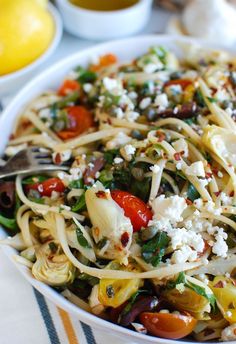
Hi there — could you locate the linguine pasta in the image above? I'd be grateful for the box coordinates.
[1,44,236,342]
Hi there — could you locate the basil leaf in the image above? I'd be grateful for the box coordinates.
[22,176,48,185]
[207,96,217,103]
[76,227,91,249]
[195,89,206,107]
[187,282,216,309]
[75,66,97,84]
[141,232,169,267]
[187,183,200,202]
[0,214,17,231]
[166,272,186,289]
[72,194,86,212]
[68,179,84,189]
[103,149,119,164]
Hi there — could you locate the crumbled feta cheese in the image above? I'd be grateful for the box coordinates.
[185,161,205,177]
[113,107,124,119]
[154,93,168,109]
[103,77,118,92]
[212,228,228,258]
[171,245,198,264]
[150,165,160,173]
[176,283,185,293]
[139,97,152,110]
[83,83,93,93]
[125,111,140,122]
[221,324,236,341]
[194,198,203,209]
[168,84,182,94]
[124,144,136,155]
[199,179,209,188]
[204,201,222,215]
[128,91,138,99]
[114,157,124,164]
[151,195,187,223]
[106,132,131,150]
[219,192,233,206]
[39,108,51,120]
[172,138,189,158]
[225,107,233,116]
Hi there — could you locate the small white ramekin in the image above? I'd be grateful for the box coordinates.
[55,0,153,40]
[0,3,62,97]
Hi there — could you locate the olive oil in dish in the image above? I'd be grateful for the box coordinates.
[69,0,139,11]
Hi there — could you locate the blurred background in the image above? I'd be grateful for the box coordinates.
[2,0,236,99]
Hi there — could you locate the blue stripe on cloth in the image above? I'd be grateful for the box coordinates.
[80,322,97,344]
[33,288,61,344]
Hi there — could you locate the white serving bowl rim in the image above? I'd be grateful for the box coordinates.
[0,34,235,344]
[0,3,62,84]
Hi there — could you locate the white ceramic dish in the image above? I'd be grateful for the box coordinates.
[0,35,235,344]
[55,0,153,40]
[0,3,62,97]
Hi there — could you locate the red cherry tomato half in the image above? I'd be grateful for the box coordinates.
[58,79,80,96]
[57,106,94,140]
[26,178,65,197]
[111,190,153,232]
[164,79,192,90]
[140,312,197,340]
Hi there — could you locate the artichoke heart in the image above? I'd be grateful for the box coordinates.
[32,241,76,286]
[202,125,236,167]
[85,182,133,264]
[164,276,213,320]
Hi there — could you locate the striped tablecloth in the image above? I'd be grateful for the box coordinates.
[0,250,131,344]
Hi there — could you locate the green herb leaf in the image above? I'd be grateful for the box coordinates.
[68,179,84,189]
[195,89,206,107]
[141,232,169,267]
[150,46,167,65]
[0,214,18,231]
[187,281,216,309]
[76,226,91,249]
[207,96,217,103]
[187,183,200,202]
[75,66,97,84]
[22,176,48,185]
[72,194,86,212]
[103,149,119,164]
[166,272,186,289]
[28,197,45,204]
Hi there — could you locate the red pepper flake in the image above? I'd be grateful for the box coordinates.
[107,118,112,125]
[230,191,235,197]
[174,152,181,161]
[180,150,185,156]
[121,232,130,247]
[54,153,62,165]
[212,167,219,175]
[186,198,193,205]
[96,190,107,199]
[210,87,218,96]
[206,172,213,178]
[156,131,166,142]
[213,280,225,288]
[214,191,221,197]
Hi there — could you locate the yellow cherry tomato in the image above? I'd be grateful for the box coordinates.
[209,276,236,324]
[98,261,142,308]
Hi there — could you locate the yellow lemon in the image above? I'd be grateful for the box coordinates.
[0,0,55,76]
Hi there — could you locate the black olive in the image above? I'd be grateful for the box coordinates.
[143,107,158,121]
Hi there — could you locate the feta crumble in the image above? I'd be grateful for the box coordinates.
[172,138,189,158]
[139,97,152,110]
[185,161,205,177]
[151,195,187,223]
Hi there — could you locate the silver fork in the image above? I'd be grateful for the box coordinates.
[0,147,69,179]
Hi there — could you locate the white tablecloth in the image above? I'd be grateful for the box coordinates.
[0,6,171,344]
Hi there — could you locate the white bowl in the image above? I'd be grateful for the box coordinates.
[0,3,62,97]
[55,0,153,40]
[0,35,235,344]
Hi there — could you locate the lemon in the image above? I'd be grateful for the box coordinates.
[0,0,55,76]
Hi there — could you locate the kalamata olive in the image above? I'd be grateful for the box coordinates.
[143,107,158,121]
[0,181,15,209]
[119,296,158,327]
[140,226,158,241]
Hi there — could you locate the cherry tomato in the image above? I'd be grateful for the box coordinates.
[140,312,197,339]
[164,79,192,90]
[57,106,94,140]
[58,79,80,96]
[26,178,65,197]
[90,54,117,71]
[111,190,153,232]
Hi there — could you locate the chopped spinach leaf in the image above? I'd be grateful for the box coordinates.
[187,183,200,202]
[22,176,48,185]
[207,96,217,103]
[68,179,84,189]
[72,194,86,212]
[141,232,169,267]
[75,226,91,249]
[0,214,18,231]
[75,66,97,84]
